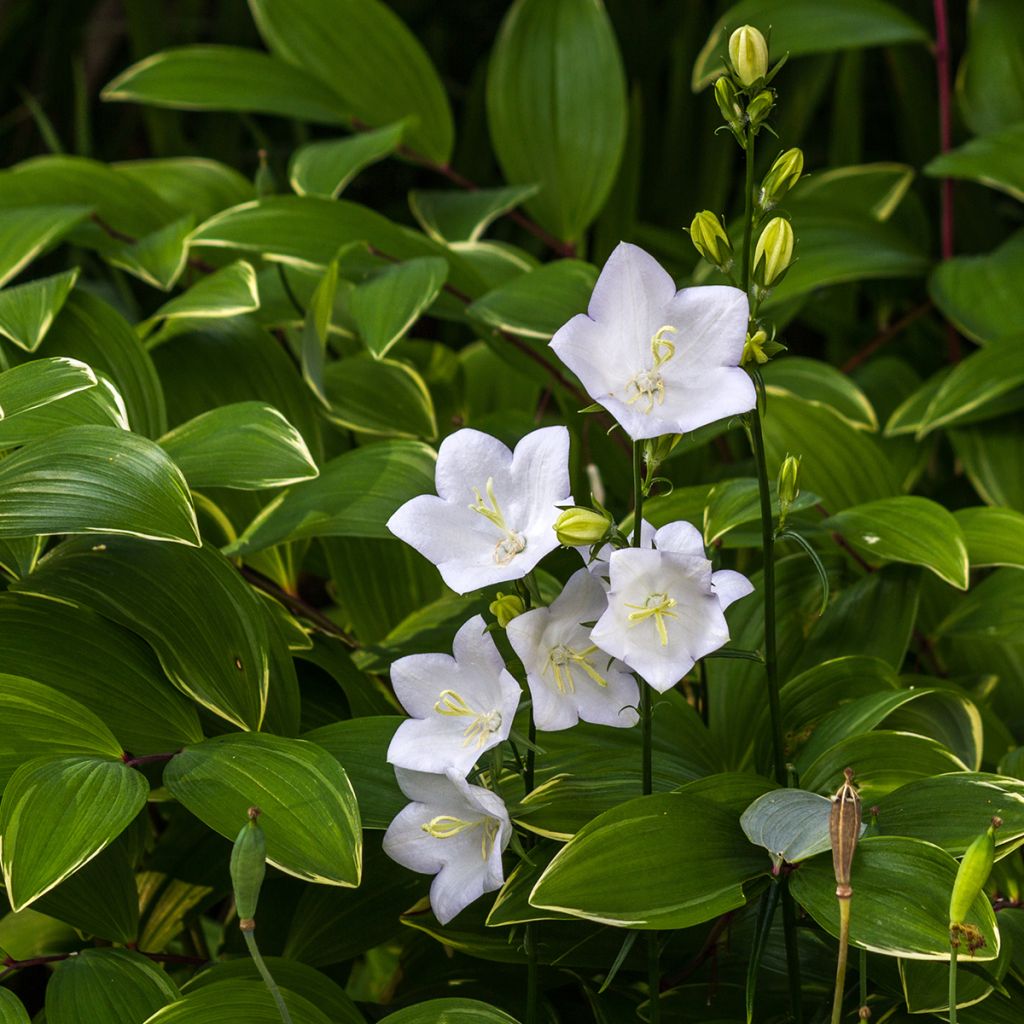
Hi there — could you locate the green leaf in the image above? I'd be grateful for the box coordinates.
[925,121,1024,202]
[410,185,541,244]
[46,948,179,1024]
[0,374,126,449]
[227,440,436,555]
[350,257,448,358]
[0,536,41,579]
[0,991,29,1024]
[159,401,318,490]
[703,477,818,546]
[0,268,78,351]
[951,421,1024,511]
[383,1000,522,1024]
[164,732,361,886]
[106,214,194,291]
[0,206,91,288]
[113,158,256,224]
[249,0,454,163]
[790,836,999,959]
[0,592,202,755]
[0,755,148,911]
[289,122,405,199]
[899,956,994,1014]
[142,980,332,1024]
[954,507,1024,569]
[763,357,877,430]
[935,568,1024,641]
[823,496,969,588]
[740,789,845,868]
[958,0,1024,135]
[15,537,269,731]
[529,792,765,929]
[789,162,916,222]
[322,355,436,439]
[102,45,348,124]
[0,355,98,431]
[467,259,596,339]
[930,229,1024,345]
[487,0,626,242]
[692,0,929,90]
[0,673,123,790]
[143,260,260,336]
[0,425,198,544]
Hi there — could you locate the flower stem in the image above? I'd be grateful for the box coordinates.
[741,130,756,290]
[831,897,852,1024]
[242,927,293,1024]
[949,940,959,1024]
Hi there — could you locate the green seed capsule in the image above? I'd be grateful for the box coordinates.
[231,807,267,926]
[949,817,1001,928]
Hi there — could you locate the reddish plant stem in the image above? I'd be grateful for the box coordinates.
[840,301,932,373]
[933,0,960,363]
[1,949,206,977]
[122,750,178,768]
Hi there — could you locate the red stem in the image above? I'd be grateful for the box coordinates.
[122,751,179,768]
[840,301,932,373]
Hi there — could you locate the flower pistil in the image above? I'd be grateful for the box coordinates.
[626,325,677,414]
[625,592,678,646]
[421,814,502,860]
[469,477,527,565]
[434,689,504,748]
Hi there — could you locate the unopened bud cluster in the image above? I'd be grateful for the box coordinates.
[554,506,613,547]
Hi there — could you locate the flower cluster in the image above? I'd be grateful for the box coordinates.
[382,241,754,924]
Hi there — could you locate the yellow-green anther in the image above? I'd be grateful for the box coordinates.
[729,25,769,86]
[554,507,612,547]
[689,211,734,271]
[489,591,525,628]
[626,592,678,647]
[830,768,861,899]
[949,817,1001,928]
[231,807,267,926]
[754,217,794,289]
[760,148,804,210]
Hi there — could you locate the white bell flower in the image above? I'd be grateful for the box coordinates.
[387,614,522,778]
[550,242,755,440]
[590,521,754,692]
[388,426,572,594]
[506,568,639,732]
[382,767,512,925]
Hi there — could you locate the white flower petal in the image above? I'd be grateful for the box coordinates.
[507,426,572,539]
[586,242,677,347]
[386,715,483,777]
[549,314,624,404]
[664,285,749,370]
[390,651,458,719]
[655,365,757,434]
[434,429,513,503]
[653,521,706,559]
[712,569,755,611]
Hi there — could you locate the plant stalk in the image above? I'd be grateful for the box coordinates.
[831,897,852,1024]
[242,927,293,1024]
[949,940,959,1024]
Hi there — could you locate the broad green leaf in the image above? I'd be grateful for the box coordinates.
[0,755,148,911]
[529,793,765,928]
[289,122,405,198]
[15,537,269,731]
[0,593,202,755]
[875,773,1024,856]
[958,0,1024,135]
[106,214,194,291]
[322,355,436,439]
[692,0,929,90]
[0,674,123,789]
[0,536,41,578]
[763,357,877,430]
[790,836,998,959]
[227,440,436,554]
[0,373,126,448]
[0,206,91,288]
[102,45,348,124]
[159,402,318,490]
[925,121,1024,202]
[164,732,361,886]
[249,0,454,163]
[823,496,969,588]
[410,185,541,244]
[0,991,29,1024]
[954,507,1024,568]
[703,477,818,546]
[740,789,846,868]
[39,290,166,437]
[930,229,1024,345]
[467,259,597,339]
[487,0,626,242]
[383,1000,521,1024]
[114,158,255,223]
[900,956,993,1014]
[0,355,97,428]
[789,162,916,222]
[142,980,332,1024]
[951,421,1024,511]
[0,425,198,544]
[935,568,1024,641]
[350,257,448,358]
[143,260,259,336]
[46,948,178,1024]
[0,268,78,351]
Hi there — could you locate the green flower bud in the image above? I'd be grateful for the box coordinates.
[230,807,266,928]
[745,89,775,129]
[689,211,733,272]
[554,507,612,547]
[489,591,525,628]
[714,77,745,134]
[742,329,769,367]
[754,217,794,289]
[760,148,804,210]
[777,454,801,507]
[729,25,769,86]
[949,817,1001,929]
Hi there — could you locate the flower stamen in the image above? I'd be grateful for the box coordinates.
[625,370,665,413]
[469,477,527,565]
[625,592,678,646]
[545,643,608,693]
[421,815,501,860]
[434,689,504,748]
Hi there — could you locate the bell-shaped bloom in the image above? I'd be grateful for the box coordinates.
[550,243,755,440]
[387,615,522,778]
[388,426,572,594]
[579,518,656,579]
[591,520,753,692]
[507,568,639,732]
[383,767,512,925]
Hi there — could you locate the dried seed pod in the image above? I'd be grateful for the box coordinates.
[830,767,861,899]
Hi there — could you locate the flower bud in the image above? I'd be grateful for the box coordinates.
[742,329,769,367]
[714,77,745,134]
[745,89,774,129]
[754,217,794,289]
[689,211,733,272]
[729,25,769,86]
[554,507,612,547]
[777,454,801,507]
[760,148,804,210]
[230,807,266,927]
[949,817,1001,928]
[829,768,861,899]
[489,592,525,628]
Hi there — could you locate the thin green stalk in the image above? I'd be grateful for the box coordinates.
[859,948,868,1014]
[831,898,851,1024]
[949,941,959,1024]
[524,699,538,1024]
[242,928,293,1024]
[741,129,756,289]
